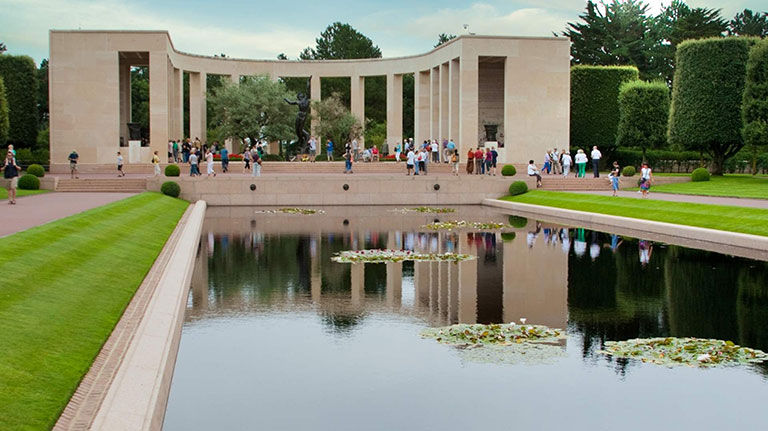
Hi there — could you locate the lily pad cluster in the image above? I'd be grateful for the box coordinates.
[422,323,565,346]
[331,249,475,264]
[390,207,456,214]
[600,337,768,367]
[422,220,510,231]
[255,207,325,215]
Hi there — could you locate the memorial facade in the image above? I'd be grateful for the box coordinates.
[49,30,569,169]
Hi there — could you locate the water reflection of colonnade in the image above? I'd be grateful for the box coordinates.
[190,227,567,330]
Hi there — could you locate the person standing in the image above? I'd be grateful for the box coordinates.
[220,145,229,173]
[172,140,180,162]
[418,148,427,175]
[527,159,542,188]
[609,161,620,196]
[406,147,415,175]
[466,148,475,174]
[574,149,587,178]
[243,147,251,173]
[181,139,190,163]
[561,151,572,177]
[251,149,262,177]
[343,150,354,174]
[431,140,439,163]
[490,146,498,176]
[640,162,652,198]
[543,151,551,174]
[152,151,161,176]
[205,149,216,178]
[189,149,200,176]
[474,148,483,175]
[68,149,79,179]
[484,148,492,176]
[590,146,602,178]
[451,149,460,176]
[167,140,174,162]
[394,142,401,162]
[551,148,561,175]
[308,136,317,163]
[326,139,334,161]
[3,151,20,205]
[117,151,125,177]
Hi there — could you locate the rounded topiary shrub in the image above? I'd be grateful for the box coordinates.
[508,180,528,196]
[160,181,181,198]
[26,164,45,177]
[501,164,517,176]
[622,166,636,177]
[691,167,710,182]
[508,215,528,228]
[165,164,180,176]
[18,173,40,190]
[500,232,516,242]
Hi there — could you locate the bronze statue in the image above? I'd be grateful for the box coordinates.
[284,76,311,153]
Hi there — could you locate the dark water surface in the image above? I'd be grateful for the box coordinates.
[164,206,768,430]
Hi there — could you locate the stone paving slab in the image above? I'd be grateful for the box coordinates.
[0,192,137,237]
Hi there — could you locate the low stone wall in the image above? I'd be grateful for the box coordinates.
[147,175,513,206]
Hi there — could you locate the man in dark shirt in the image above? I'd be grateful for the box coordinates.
[68,150,79,179]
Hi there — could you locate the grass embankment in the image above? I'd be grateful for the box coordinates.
[501,190,768,237]
[0,192,188,430]
[0,188,49,199]
[630,175,768,199]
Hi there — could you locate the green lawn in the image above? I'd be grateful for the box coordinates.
[0,192,188,431]
[639,175,768,199]
[501,190,768,237]
[0,188,50,199]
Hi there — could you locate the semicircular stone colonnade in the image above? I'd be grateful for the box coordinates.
[49,30,570,170]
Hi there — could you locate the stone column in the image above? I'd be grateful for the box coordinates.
[189,71,207,144]
[459,53,479,156]
[350,75,365,147]
[172,68,183,140]
[414,70,430,146]
[414,261,430,308]
[449,58,460,145]
[440,63,449,144]
[149,52,170,161]
[430,67,440,142]
[192,233,209,309]
[310,235,322,304]
[310,75,321,137]
[386,73,403,152]
[118,62,131,146]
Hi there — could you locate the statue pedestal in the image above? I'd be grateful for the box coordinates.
[128,140,142,163]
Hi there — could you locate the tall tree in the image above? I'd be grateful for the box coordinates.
[0,55,38,148]
[312,92,362,157]
[130,66,149,139]
[616,80,670,161]
[742,40,768,174]
[435,33,457,48]
[0,77,9,147]
[728,9,768,37]
[657,0,726,47]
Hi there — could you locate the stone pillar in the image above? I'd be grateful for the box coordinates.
[310,75,321,137]
[149,52,170,161]
[118,62,131,147]
[448,254,459,324]
[192,233,209,309]
[189,71,207,144]
[414,70,430,147]
[386,73,403,153]
[310,236,322,304]
[430,67,440,143]
[173,68,183,140]
[449,58,460,146]
[440,63,449,144]
[459,53,479,155]
[350,75,365,147]
[414,261,430,308]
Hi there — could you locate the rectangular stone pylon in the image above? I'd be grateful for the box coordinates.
[430,67,440,142]
[173,68,183,140]
[449,58,460,146]
[310,75,321,138]
[189,72,207,144]
[440,63,449,144]
[459,53,479,156]
[149,52,170,161]
[386,73,403,153]
[350,75,365,146]
[414,71,430,147]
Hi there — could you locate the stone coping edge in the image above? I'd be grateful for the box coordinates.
[90,200,207,431]
[483,199,768,254]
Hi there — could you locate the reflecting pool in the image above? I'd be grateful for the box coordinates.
[164,206,768,430]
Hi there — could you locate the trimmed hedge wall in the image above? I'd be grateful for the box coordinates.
[0,55,38,148]
[616,80,669,156]
[742,40,768,156]
[571,65,639,150]
[669,37,760,174]
[0,77,8,147]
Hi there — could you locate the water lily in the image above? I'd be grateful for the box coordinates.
[520,318,527,324]
[697,354,711,362]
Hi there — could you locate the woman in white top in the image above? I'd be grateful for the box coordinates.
[640,162,652,198]
[406,149,415,175]
[205,150,216,177]
[527,159,542,188]
[561,151,572,177]
[574,149,588,178]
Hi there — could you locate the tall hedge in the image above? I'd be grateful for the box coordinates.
[742,40,768,165]
[0,55,38,148]
[616,80,670,161]
[0,76,9,147]
[570,65,639,151]
[668,37,759,175]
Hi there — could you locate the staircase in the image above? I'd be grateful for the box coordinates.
[56,178,148,192]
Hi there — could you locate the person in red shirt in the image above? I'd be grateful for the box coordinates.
[466,148,475,174]
[474,148,483,175]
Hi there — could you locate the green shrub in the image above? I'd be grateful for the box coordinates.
[501,164,516,176]
[164,164,180,176]
[571,65,639,151]
[508,215,528,228]
[612,149,707,172]
[261,153,284,161]
[508,181,528,196]
[622,166,636,177]
[669,37,760,174]
[742,40,768,160]
[691,167,711,182]
[160,181,181,198]
[0,55,38,148]
[616,80,670,158]
[17,173,39,190]
[500,232,516,242]
[26,163,44,177]
[0,76,8,147]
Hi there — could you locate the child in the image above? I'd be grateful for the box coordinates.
[639,162,652,198]
[117,151,125,177]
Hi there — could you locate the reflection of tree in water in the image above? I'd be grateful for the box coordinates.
[320,311,365,334]
[736,262,768,353]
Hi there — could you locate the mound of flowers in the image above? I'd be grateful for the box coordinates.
[422,322,565,346]
[255,207,325,215]
[332,249,475,264]
[422,220,510,231]
[600,337,768,367]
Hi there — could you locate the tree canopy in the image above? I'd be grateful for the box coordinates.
[0,77,9,147]
[435,33,457,48]
[728,9,768,37]
[742,40,768,173]
[312,92,362,156]
[299,22,381,60]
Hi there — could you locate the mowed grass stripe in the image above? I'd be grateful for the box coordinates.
[501,190,768,237]
[644,175,768,199]
[0,192,188,431]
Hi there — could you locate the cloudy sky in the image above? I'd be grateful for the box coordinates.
[1,0,764,63]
